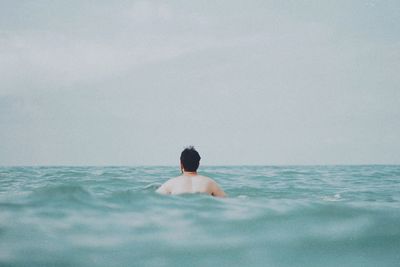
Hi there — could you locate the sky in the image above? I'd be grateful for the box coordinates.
[0,0,399,166]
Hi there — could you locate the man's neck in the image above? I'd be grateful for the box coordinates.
[183,171,197,176]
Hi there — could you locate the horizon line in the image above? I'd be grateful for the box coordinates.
[1,164,399,167]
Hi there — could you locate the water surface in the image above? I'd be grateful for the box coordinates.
[0,166,399,266]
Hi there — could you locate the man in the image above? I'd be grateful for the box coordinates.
[156,147,226,197]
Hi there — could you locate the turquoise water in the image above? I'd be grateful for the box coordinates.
[0,165,399,267]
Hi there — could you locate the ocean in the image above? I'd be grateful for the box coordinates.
[0,165,399,267]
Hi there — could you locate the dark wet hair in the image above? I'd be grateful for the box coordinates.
[180,146,201,172]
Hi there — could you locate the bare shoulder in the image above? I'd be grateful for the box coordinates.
[164,176,185,186]
[195,175,226,196]
[156,176,181,194]
[197,175,218,184]
[198,175,226,197]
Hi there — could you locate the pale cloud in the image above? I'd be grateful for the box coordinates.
[0,32,220,95]
[0,1,399,165]
[128,1,173,22]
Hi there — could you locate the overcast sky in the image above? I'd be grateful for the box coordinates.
[1,0,399,165]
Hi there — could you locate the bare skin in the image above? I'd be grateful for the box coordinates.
[156,169,226,197]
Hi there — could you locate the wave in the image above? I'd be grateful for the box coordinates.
[28,185,94,207]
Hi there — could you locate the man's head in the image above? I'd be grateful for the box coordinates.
[180,146,201,172]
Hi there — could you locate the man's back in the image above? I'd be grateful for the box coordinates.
[156,174,226,197]
[156,146,226,197]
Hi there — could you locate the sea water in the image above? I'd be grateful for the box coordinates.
[0,165,399,267]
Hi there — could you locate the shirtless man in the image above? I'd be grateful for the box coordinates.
[156,147,226,197]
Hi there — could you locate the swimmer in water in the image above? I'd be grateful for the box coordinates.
[156,146,226,197]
